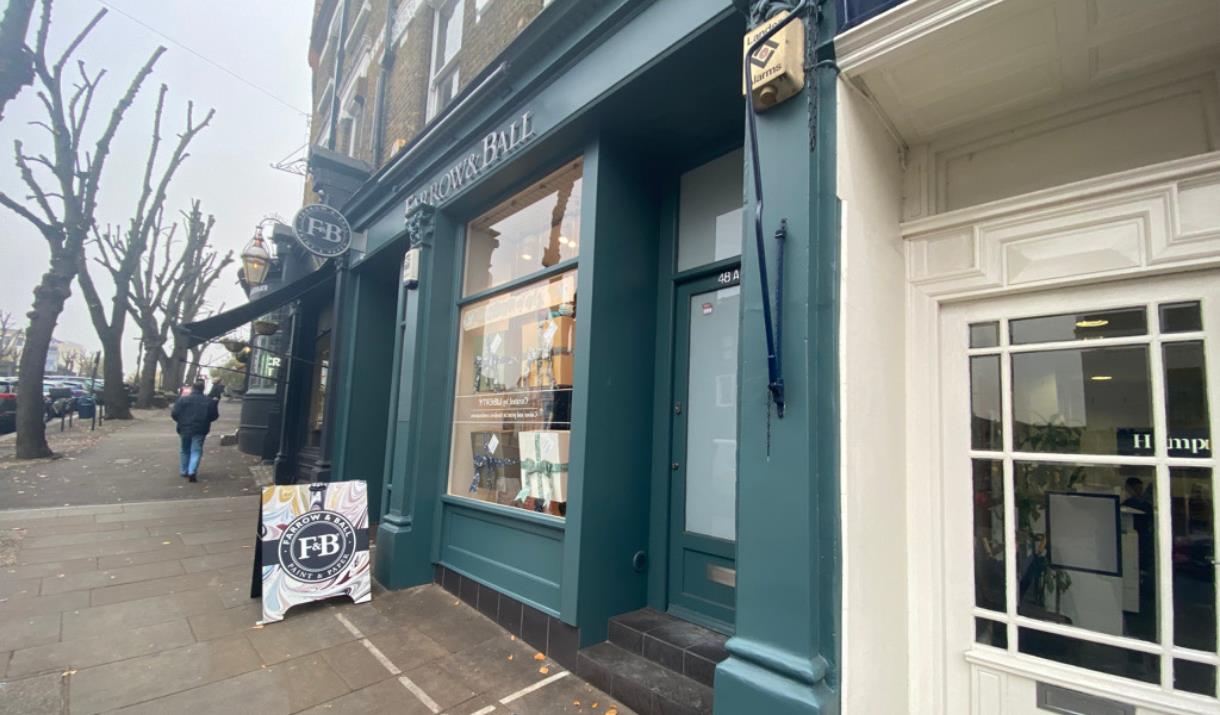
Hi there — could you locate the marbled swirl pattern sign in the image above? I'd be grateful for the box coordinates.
[259,482,371,623]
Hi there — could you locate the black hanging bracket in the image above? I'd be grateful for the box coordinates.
[744,0,808,418]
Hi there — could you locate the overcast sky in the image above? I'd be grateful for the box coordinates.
[0,0,313,375]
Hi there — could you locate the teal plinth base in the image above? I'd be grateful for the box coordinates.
[373,519,428,589]
[714,655,838,715]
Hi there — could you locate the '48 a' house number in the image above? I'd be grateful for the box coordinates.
[718,268,741,286]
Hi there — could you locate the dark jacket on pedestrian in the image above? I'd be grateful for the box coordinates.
[208,382,224,401]
[171,391,219,436]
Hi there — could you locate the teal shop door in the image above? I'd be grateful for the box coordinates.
[668,269,739,631]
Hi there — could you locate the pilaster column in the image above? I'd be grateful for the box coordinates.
[715,2,840,713]
[374,204,448,588]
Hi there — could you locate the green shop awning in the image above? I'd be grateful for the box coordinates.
[178,260,336,348]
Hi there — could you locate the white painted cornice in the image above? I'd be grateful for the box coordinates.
[836,0,1010,75]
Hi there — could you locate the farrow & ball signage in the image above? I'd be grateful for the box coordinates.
[255,481,371,623]
[292,203,353,257]
[403,110,536,214]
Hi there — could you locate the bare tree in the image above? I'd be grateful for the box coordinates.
[0,0,36,121]
[128,199,232,404]
[0,310,19,372]
[0,1,164,458]
[77,85,214,419]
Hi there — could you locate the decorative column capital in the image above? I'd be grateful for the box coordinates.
[405,203,436,248]
[749,0,801,27]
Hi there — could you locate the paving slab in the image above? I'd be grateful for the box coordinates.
[317,639,392,691]
[295,676,429,715]
[21,527,150,550]
[17,535,187,565]
[87,569,218,606]
[0,590,89,618]
[6,618,194,678]
[0,671,65,715]
[40,558,184,595]
[180,548,252,574]
[66,635,262,714]
[61,588,225,641]
[95,544,205,569]
[0,576,40,598]
[202,537,254,554]
[186,601,262,641]
[110,652,350,715]
[399,657,479,711]
[1,557,98,581]
[244,604,359,664]
[0,612,61,651]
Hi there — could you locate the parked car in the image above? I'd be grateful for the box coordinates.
[0,383,15,434]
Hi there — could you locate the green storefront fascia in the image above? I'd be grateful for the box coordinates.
[327,1,843,713]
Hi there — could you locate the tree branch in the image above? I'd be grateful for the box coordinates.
[51,7,105,78]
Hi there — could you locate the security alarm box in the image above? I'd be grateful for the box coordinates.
[743,11,805,111]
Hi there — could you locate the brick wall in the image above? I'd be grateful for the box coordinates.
[307,0,547,176]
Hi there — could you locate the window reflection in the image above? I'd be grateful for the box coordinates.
[1011,346,1152,455]
[1171,467,1215,652]
[973,459,1006,612]
[1018,628,1159,684]
[1164,342,1211,458]
[970,321,999,349]
[464,160,582,296]
[1175,659,1216,697]
[1014,462,1158,642]
[975,617,1007,648]
[971,355,1002,450]
[1010,307,1146,345]
[1160,301,1203,334]
[449,270,576,516]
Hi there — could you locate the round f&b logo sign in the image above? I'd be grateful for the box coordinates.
[292,204,352,257]
[277,511,357,582]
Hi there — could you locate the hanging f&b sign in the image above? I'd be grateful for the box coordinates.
[292,203,352,257]
[253,481,371,623]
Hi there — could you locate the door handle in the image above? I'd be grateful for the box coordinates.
[672,462,680,471]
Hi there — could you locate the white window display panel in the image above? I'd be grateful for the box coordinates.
[677,148,744,271]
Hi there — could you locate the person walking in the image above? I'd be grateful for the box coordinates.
[171,379,218,483]
[207,379,224,401]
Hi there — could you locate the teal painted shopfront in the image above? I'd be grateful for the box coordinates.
[325,2,842,712]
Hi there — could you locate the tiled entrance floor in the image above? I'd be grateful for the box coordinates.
[0,496,631,715]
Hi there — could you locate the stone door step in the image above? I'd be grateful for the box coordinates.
[577,641,713,715]
[607,608,729,687]
[575,608,730,714]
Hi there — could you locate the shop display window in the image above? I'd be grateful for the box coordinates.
[967,300,1217,697]
[447,161,582,517]
[463,159,581,296]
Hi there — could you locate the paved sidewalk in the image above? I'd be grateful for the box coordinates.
[0,406,260,509]
[0,496,629,715]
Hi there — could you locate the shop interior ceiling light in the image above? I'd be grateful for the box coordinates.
[1075,319,1110,328]
[1090,375,1113,381]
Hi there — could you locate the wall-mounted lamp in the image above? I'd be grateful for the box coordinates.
[241,231,273,286]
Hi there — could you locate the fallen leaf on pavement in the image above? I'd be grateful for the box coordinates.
[539,666,549,674]
[533,652,545,661]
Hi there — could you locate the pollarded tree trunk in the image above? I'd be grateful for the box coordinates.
[136,338,159,406]
[98,331,129,419]
[166,342,188,393]
[15,254,75,458]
